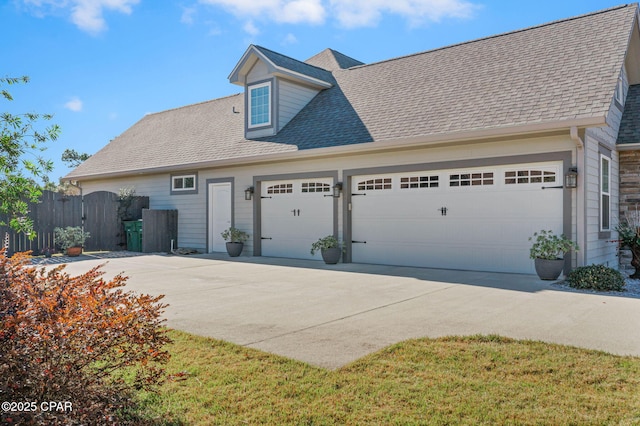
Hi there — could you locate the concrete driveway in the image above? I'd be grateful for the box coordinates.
[54,253,640,369]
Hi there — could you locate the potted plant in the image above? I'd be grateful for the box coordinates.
[221,227,249,257]
[42,247,54,258]
[310,235,342,264]
[529,230,579,280]
[54,226,90,257]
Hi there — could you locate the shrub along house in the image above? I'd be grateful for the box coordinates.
[66,4,640,275]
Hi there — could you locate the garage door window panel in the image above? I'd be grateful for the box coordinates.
[358,178,392,191]
[400,175,439,189]
[267,184,293,194]
[301,182,331,193]
[449,172,494,187]
[505,169,556,185]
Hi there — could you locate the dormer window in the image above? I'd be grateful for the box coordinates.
[248,81,271,128]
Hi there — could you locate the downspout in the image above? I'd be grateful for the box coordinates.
[570,126,586,267]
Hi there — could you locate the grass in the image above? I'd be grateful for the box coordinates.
[131,330,640,425]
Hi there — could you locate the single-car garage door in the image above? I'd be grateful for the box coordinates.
[350,162,564,274]
[261,178,334,260]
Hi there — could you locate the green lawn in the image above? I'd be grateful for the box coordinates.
[132,330,640,425]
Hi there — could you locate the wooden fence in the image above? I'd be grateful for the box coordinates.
[142,209,178,253]
[1,190,149,255]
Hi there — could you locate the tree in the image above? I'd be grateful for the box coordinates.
[0,76,59,237]
[61,148,90,167]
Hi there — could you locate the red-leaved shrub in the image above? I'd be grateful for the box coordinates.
[0,251,171,425]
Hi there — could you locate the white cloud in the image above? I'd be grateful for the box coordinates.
[22,0,140,34]
[243,20,260,35]
[199,0,326,25]
[282,33,298,45]
[199,0,477,30]
[64,96,83,112]
[180,6,197,25]
[330,0,478,28]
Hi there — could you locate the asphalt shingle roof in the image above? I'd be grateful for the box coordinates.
[304,48,364,71]
[69,94,298,177]
[67,4,638,180]
[253,45,335,84]
[618,84,640,144]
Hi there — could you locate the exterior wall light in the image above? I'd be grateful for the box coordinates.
[244,186,254,200]
[333,182,343,198]
[564,167,578,189]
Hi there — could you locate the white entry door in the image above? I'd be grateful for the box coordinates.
[351,162,564,274]
[208,182,232,252]
[261,178,334,260]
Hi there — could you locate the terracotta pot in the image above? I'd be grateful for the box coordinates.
[66,246,83,257]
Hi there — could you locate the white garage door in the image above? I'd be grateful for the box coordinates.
[261,178,334,260]
[351,162,564,274]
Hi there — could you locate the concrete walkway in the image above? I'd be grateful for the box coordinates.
[54,253,640,369]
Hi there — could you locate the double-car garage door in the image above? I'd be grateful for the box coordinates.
[260,161,564,274]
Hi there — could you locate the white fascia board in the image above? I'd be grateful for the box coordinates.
[228,45,259,84]
[271,70,332,89]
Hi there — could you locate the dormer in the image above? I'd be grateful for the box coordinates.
[229,45,334,138]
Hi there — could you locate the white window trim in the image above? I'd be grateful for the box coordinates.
[248,81,272,129]
[600,154,611,232]
[172,174,197,192]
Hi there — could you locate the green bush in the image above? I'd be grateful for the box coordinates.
[566,264,626,292]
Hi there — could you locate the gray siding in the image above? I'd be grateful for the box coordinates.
[582,66,627,267]
[278,79,319,130]
[81,135,577,263]
[80,175,206,251]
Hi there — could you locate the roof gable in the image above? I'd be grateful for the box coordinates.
[304,48,364,71]
[229,45,333,89]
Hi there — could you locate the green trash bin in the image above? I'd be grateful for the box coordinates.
[123,220,143,252]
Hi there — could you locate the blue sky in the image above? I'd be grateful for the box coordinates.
[1,0,630,181]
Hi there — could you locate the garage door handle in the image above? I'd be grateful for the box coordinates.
[261,237,273,240]
[352,193,366,196]
[352,240,367,244]
[542,185,564,189]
